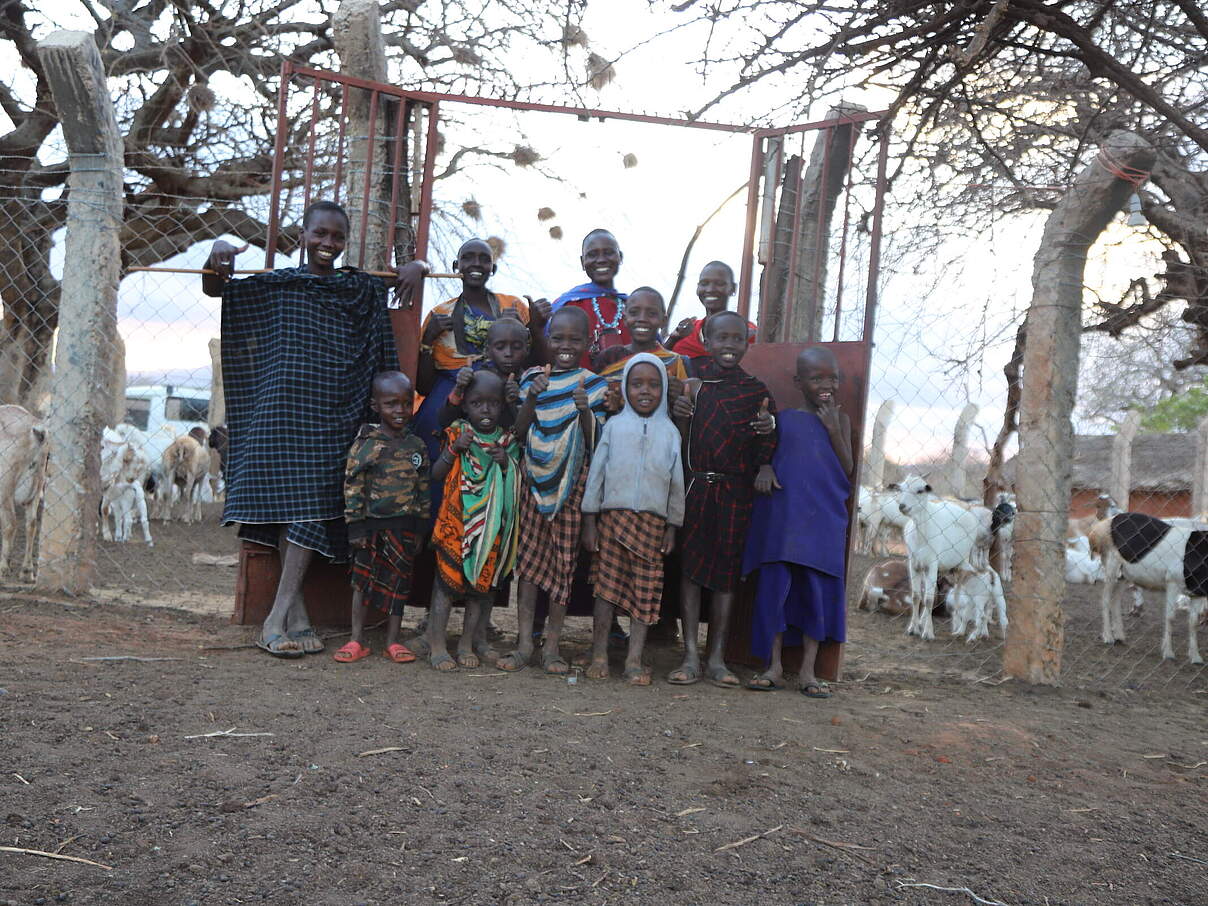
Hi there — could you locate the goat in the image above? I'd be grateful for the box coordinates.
[858,486,911,555]
[101,482,142,543]
[858,559,913,615]
[0,405,48,579]
[894,475,1003,641]
[157,435,210,523]
[859,558,952,617]
[1094,512,1204,664]
[1065,535,1104,584]
[100,428,153,545]
[992,492,1016,582]
[948,565,1008,643]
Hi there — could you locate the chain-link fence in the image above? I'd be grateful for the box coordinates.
[2,111,1205,697]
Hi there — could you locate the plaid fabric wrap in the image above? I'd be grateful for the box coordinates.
[350,528,421,616]
[221,267,395,527]
[679,361,777,592]
[589,509,666,624]
[516,462,587,609]
[239,519,349,562]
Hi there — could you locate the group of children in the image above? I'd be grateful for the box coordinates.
[330,223,853,697]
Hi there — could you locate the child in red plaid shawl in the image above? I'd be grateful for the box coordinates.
[334,372,430,664]
[581,353,685,684]
[670,311,777,688]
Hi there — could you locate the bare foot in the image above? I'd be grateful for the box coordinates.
[585,658,610,680]
[457,651,480,668]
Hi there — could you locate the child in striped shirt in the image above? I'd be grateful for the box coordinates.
[497,306,607,674]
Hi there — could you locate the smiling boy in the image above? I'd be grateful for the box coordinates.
[670,311,777,688]
[205,200,399,658]
[334,371,430,664]
[498,306,609,673]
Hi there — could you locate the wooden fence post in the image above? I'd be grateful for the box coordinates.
[1191,415,1208,516]
[207,337,225,429]
[862,399,894,489]
[1108,411,1141,510]
[34,31,123,594]
[1004,131,1155,685]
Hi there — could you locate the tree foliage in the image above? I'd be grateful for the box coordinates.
[676,1,1208,371]
[0,0,595,405]
[1140,380,1208,433]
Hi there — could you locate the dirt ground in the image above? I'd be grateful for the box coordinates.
[3,513,1208,905]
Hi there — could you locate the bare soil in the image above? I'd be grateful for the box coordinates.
[2,516,1207,905]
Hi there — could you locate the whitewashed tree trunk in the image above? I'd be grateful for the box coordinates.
[34,31,124,594]
[1005,131,1155,685]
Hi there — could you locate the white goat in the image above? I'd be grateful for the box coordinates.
[858,486,911,555]
[0,405,48,579]
[1064,535,1104,584]
[100,428,153,545]
[894,475,1001,641]
[1093,512,1204,664]
[949,566,1008,643]
[101,482,142,543]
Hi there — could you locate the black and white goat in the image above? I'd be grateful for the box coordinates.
[1093,512,1204,664]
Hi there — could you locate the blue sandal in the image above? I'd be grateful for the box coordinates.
[256,633,304,659]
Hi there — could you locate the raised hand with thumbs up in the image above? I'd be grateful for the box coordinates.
[750,396,776,435]
[572,373,591,414]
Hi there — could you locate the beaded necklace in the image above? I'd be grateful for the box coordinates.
[590,295,623,332]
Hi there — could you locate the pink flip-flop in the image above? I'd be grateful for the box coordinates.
[384,643,417,664]
[333,640,372,663]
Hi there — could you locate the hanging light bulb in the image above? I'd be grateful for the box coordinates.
[1126,192,1147,227]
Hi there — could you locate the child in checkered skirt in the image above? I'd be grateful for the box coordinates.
[580,352,685,684]
[496,306,608,674]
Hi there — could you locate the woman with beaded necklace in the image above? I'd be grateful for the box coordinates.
[549,229,631,367]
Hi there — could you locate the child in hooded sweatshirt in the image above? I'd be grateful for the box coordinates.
[581,353,685,684]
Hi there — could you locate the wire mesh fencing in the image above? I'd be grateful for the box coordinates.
[1,144,1205,698]
[846,381,1208,695]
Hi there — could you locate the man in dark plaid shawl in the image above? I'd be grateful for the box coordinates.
[205,201,403,658]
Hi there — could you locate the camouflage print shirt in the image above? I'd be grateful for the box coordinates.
[344,425,430,538]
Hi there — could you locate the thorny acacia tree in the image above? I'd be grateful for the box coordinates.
[0,0,597,408]
[675,1,1208,404]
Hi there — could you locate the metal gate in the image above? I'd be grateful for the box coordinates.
[238,63,891,643]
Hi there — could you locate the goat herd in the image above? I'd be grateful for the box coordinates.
[0,399,1203,670]
[0,403,222,579]
[856,478,1205,666]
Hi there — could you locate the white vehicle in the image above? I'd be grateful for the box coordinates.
[124,385,210,437]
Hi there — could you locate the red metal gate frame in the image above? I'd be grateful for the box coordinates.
[241,65,892,665]
[265,62,888,374]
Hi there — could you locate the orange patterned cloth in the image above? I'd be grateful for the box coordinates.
[432,423,520,596]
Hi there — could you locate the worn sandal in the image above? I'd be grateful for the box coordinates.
[333,640,372,663]
[801,682,831,699]
[384,643,417,664]
[257,633,304,659]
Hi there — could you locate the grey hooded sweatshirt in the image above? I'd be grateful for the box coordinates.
[581,352,686,525]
